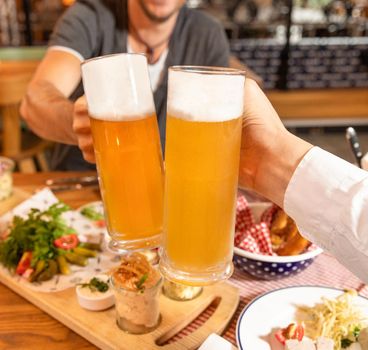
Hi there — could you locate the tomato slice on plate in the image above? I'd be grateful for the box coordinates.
[275,323,304,344]
[294,324,304,341]
[95,219,106,228]
[275,329,287,345]
[16,251,32,275]
[54,234,79,250]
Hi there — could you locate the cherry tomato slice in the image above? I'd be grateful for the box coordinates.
[275,329,286,345]
[16,251,32,275]
[275,323,304,344]
[95,220,106,228]
[294,324,304,341]
[54,234,79,250]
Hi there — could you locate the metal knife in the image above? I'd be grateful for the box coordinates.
[46,175,98,186]
[50,180,99,192]
[346,127,363,168]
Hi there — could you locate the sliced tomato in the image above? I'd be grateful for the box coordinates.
[54,234,79,250]
[275,323,304,344]
[15,251,32,275]
[95,220,106,228]
[275,329,287,345]
[294,324,304,341]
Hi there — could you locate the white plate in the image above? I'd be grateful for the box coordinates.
[236,286,368,350]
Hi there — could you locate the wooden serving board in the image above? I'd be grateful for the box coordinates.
[0,187,239,348]
[0,269,239,350]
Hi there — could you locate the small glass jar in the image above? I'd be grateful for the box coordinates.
[162,279,203,301]
[0,157,14,201]
[110,273,162,334]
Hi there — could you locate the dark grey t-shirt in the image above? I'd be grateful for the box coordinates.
[49,0,230,170]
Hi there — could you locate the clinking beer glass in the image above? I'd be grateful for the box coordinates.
[81,54,164,252]
[159,66,245,285]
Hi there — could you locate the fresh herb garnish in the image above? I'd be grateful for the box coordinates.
[341,325,361,348]
[80,207,104,221]
[353,326,361,339]
[341,338,354,348]
[0,203,70,270]
[79,277,109,293]
[135,273,148,291]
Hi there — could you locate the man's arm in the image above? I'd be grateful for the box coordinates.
[20,49,82,144]
[240,79,368,282]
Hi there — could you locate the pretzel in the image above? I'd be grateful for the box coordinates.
[276,233,310,256]
[270,208,311,256]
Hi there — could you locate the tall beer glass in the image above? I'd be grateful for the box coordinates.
[160,66,245,285]
[81,54,164,252]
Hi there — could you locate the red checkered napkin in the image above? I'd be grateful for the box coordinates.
[234,196,276,256]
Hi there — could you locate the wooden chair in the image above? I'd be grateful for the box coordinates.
[0,47,52,173]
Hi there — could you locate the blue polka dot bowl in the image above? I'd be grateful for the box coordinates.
[233,202,323,280]
[233,247,323,280]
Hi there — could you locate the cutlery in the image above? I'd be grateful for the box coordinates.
[50,181,99,192]
[46,175,98,186]
[346,127,363,168]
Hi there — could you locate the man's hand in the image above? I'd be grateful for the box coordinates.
[72,96,96,163]
[239,79,312,207]
[239,79,286,190]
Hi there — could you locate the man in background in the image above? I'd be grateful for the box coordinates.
[21,0,260,169]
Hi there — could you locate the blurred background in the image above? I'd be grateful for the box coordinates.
[0,0,367,171]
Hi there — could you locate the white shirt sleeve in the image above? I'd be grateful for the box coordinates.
[284,147,368,283]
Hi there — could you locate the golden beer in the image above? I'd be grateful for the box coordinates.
[160,66,245,285]
[82,53,164,252]
[90,114,164,247]
[164,115,242,269]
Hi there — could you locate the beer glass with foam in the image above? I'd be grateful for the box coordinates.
[160,66,245,285]
[81,54,164,252]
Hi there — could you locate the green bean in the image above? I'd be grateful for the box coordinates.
[78,242,102,252]
[37,260,57,281]
[29,260,46,282]
[65,252,88,266]
[56,255,70,275]
[73,247,97,258]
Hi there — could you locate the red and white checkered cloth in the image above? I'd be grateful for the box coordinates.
[234,196,278,256]
[234,196,318,256]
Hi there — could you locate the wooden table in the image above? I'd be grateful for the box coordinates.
[1,172,368,349]
[0,171,99,350]
[0,172,239,350]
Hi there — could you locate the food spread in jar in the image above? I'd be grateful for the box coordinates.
[111,253,162,334]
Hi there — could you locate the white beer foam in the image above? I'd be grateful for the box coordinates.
[81,54,155,121]
[168,69,245,122]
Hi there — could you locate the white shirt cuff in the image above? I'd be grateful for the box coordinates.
[284,146,367,243]
[284,147,368,282]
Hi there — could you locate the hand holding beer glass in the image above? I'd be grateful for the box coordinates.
[81,54,164,252]
[160,66,245,285]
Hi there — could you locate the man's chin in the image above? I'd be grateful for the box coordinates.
[138,0,182,23]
